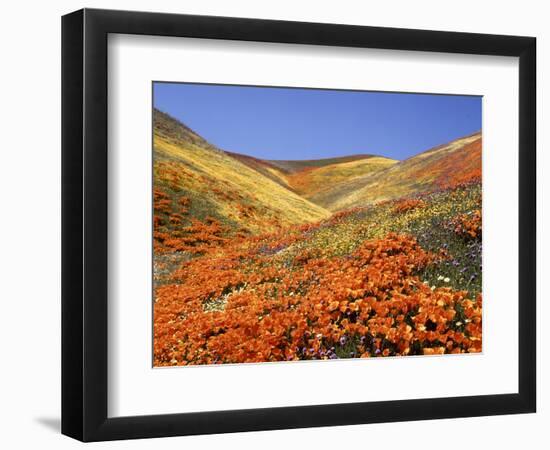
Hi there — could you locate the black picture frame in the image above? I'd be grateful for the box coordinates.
[62,8,536,442]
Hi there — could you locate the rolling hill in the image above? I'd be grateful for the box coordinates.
[224,151,291,190]
[284,155,398,199]
[225,151,398,200]
[309,133,482,210]
[223,133,480,211]
[153,109,331,247]
[267,154,376,173]
[153,107,481,241]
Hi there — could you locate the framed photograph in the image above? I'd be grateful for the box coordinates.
[62,8,536,442]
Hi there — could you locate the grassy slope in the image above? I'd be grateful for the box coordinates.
[225,153,398,201]
[314,133,481,211]
[267,154,375,173]
[153,109,330,236]
[287,156,398,199]
[224,151,291,190]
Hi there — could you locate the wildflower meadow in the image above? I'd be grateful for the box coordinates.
[152,106,482,367]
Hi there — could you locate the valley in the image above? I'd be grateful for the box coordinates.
[152,108,482,366]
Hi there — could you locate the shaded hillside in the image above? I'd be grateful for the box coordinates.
[312,133,481,211]
[224,151,290,190]
[153,109,330,251]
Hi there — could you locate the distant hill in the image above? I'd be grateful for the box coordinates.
[224,133,481,212]
[153,109,330,239]
[285,155,398,200]
[154,108,481,233]
[225,151,397,199]
[313,133,481,211]
[266,154,376,173]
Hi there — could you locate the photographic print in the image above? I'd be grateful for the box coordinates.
[152,83,482,367]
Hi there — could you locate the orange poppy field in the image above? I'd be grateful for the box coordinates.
[152,108,482,366]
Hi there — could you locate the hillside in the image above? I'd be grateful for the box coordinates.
[152,111,483,366]
[153,109,481,250]
[267,154,376,173]
[155,180,482,365]
[224,151,291,190]
[224,152,398,199]
[285,155,398,199]
[153,109,330,254]
[223,133,480,211]
[311,133,481,210]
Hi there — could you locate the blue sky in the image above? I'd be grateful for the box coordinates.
[153,82,481,161]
